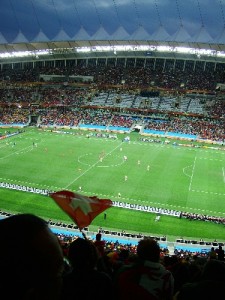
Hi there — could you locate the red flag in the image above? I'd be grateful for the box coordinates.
[50,190,113,230]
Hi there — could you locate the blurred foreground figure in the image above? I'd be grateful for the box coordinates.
[175,259,225,299]
[0,213,64,300]
[61,237,114,300]
[115,237,174,299]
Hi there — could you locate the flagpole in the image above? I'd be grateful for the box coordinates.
[80,228,87,240]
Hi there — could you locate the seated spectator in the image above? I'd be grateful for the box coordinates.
[175,259,225,299]
[61,237,114,300]
[114,237,174,299]
[208,246,217,260]
[216,245,225,261]
[93,232,113,275]
[94,232,105,257]
[0,213,65,300]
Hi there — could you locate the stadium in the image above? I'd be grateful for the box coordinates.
[0,0,225,257]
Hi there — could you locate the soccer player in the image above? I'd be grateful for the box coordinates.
[124,175,128,181]
[99,150,105,162]
[147,165,150,171]
[118,192,121,198]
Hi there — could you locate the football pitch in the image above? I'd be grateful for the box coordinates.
[0,127,225,242]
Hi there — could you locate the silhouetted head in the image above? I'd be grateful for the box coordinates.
[137,238,160,262]
[202,259,225,282]
[0,213,64,299]
[68,237,98,270]
[96,233,102,241]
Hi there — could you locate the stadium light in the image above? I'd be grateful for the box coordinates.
[0,44,225,59]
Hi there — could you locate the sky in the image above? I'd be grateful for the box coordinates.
[0,0,225,44]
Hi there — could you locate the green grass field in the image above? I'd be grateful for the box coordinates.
[0,127,225,242]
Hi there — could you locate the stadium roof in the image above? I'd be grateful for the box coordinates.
[1,0,225,61]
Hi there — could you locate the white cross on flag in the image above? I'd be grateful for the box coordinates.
[50,190,113,230]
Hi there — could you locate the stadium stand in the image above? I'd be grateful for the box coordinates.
[1,1,225,297]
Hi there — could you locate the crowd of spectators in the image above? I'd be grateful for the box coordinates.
[45,220,225,299]
[143,115,225,142]
[0,65,224,143]
[180,212,225,225]
[1,213,225,299]
[0,61,225,91]
[0,108,29,125]
[1,105,224,142]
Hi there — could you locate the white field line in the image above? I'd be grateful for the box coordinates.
[223,167,225,183]
[189,156,197,191]
[1,176,225,215]
[0,145,33,159]
[183,165,192,177]
[189,159,225,194]
[64,142,123,189]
